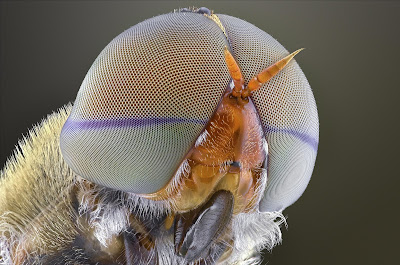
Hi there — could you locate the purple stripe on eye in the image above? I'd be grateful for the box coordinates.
[63,117,207,130]
[62,118,318,151]
[264,125,319,151]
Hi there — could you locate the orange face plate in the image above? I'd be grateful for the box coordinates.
[143,83,267,214]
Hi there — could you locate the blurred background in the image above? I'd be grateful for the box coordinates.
[1,1,399,264]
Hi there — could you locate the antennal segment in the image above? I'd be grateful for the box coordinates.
[224,47,244,98]
[243,48,304,98]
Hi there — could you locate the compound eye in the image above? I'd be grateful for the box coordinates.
[60,12,229,194]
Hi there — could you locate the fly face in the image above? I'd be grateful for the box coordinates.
[1,7,318,265]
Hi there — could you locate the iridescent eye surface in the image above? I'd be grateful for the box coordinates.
[60,11,318,212]
[60,13,231,194]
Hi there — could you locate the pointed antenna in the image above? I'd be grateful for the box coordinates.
[224,47,244,97]
[243,48,304,97]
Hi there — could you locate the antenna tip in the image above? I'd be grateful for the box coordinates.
[290,48,305,57]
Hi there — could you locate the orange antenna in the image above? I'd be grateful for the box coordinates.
[224,47,244,97]
[243,48,304,98]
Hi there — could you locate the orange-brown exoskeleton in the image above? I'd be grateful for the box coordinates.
[0,7,318,265]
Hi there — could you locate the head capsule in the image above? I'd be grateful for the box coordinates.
[60,11,319,213]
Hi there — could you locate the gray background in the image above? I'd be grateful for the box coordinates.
[1,1,399,264]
